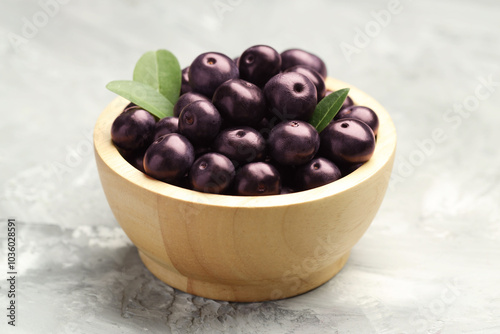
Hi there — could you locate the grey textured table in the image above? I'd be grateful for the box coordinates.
[1,0,499,333]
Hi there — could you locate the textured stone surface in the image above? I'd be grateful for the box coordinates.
[1,0,499,333]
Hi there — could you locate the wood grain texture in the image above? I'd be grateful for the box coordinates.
[94,78,397,302]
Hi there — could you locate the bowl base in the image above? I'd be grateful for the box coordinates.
[138,250,350,302]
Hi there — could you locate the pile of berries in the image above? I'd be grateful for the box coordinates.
[111,45,378,196]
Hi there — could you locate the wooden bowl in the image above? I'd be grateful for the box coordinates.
[94,77,396,302]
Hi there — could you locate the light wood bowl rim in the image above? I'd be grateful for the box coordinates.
[94,77,396,208]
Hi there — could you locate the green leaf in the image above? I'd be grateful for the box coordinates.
[309,88,350,132]
[106,80,174,119]
[133,49,181,105]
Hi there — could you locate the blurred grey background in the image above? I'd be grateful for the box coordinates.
[1,0,499,333]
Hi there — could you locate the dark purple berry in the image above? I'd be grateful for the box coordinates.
[238,45,281,87]
[153,117,178,141]
[268,120,319,165]
[335,106,379,135]
[255,117,274,140]
[188,52,239,98]
[173,92,210,117]
[294,157,342,191]
[143,133,195,182]
[181,67,192,95]
[284,65,326,101]
[111,108,155,151]
[119,148,146,174]
[280,49,327,78]
[341,162,364,176]
[179,100,222,145]
[212,79,266,126]
[213,127,266,164]
[320,119,375,165]
[234,162,281,196]
[342,95,354,109]
[264,72,317,121]
[189,153,235,194]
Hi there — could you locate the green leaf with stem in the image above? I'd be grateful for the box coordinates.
[309,88,350,132]
[106,80,174,119]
